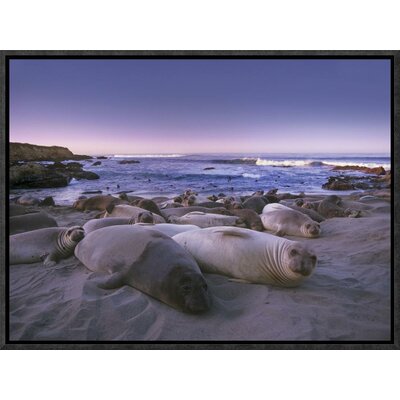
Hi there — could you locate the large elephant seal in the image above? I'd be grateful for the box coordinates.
[83,217,136,234]
[73,195,126,212]
[10,226,85,266]
[136,223,200,237]
[75,226,211,313]
[285,204,325,223]
[161,206,232,221]
[230,209,264,231]
[104,204,166,223]
[10,211,58,235]
[169,211,245,228]
[173,226,317,287]
[261,203,321,238]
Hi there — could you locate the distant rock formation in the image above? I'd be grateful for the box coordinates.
[118,159,140,164]
[331,165,386,175]
[10,142,92,163]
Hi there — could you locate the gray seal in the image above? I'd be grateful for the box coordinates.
[74,225,211,313]
[10,226,85,266]
[10,211,58,235]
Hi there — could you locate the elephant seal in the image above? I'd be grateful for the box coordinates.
[317,195,347,218]
[73,195,126,212]
[16,194,41,206]
[230,209,264,231]
[196,201,225,209]
[10,226,85,266]
[169,211,245,228]
[10,211,58,235]
[136,223,201,237]
[242,196,268,214]
[261,203,321,238]
[9,204,30,217]
[104,204,166,223]
[161,206,232,221]
[83,217,136,234]
[173,226,317,287]
[74,226,211,313]
[119,193,144,202]
[131,198,162,216]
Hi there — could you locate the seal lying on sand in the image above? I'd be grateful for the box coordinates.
[173,226,317,287]
[261,203,321,238]
[73,195,125,212]
[9,204,29,217]
[104,204,166,223]
[230,209,264,231]
[161,206,232,221]
[242,196,267,214]
[284,204,325,223]
[10,211,58,235]
[10,226,85,266]
[131,198,162,216]
[75,226,211,313]
[169,212,245,228]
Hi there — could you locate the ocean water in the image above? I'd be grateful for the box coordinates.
[10,153,391,205]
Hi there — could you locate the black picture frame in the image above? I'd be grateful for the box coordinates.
[1,50,398,350]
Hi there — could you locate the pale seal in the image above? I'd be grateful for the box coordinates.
[10,211,58,235]
[104,204,166,223]
[74,226,211,313]
[161,206,232,221]
[83,217,136,234]
[173,226,317,287]
[73,195,126,212]
[10,226,85,266]
[169,211,245,228]
[261,203,321,238]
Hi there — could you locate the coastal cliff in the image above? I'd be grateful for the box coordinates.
[10,142,92,163]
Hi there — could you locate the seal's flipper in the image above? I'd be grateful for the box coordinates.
[274,229,285,237]
[229,278,252,284]
[96,272,125,290]
[43,252,60,267]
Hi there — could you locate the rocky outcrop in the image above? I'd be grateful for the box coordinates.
[10,142,92,163]
[322,171,391,191]
[118,159,140,164]
[332,165,386,175]
[10,160,100,189]
[10,163,71,188]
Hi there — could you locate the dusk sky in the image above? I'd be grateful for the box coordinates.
[10,59,391,155]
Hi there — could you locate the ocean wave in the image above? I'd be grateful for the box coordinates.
[242,173,261,179]
[255,158,322,167]
[112,154,185,158]
[327,161,391,169]
[211,158,258,164]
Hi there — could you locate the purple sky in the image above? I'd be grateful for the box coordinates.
[9,59,391,155]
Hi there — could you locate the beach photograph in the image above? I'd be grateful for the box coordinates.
[7,57,392,342]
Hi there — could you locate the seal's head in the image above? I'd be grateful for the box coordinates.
[72,199,86,211]
[250,219,264,232]
[302,221,321,238]
[285,244,317,278]
[137,212,154,224]
[67,226,85,242]
[165,267,211,314]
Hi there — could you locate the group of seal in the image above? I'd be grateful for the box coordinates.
[10,188,340,314]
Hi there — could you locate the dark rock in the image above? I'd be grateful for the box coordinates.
[82,190,103,194]
[118,160,140,164]
[71,171,100,180]
[97,156,108,159]
[322,177,354,191]
[10,163,71,189]
[65,162,84,171]
[40,196,56,206]
[47,161,66,170]
[92,161,102,166]
[332,165,386,175]
[203,167,215,170]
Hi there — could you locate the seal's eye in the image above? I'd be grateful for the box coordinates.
[290,249,298,257]
[305,223,311,229]
[182,284,192,294]
[311,255,317,262]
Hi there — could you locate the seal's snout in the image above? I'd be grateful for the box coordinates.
[183,279,212,314]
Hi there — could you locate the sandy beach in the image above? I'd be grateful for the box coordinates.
[9,192,391,341]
